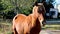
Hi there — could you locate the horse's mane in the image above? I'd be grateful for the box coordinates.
[30,18,41,34]
[38,4,46,20]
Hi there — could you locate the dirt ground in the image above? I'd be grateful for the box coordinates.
[40,30,60,34]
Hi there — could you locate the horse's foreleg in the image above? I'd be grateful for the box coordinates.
[24,24,30,34]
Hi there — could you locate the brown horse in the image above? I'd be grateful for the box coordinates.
[12,3,46,34]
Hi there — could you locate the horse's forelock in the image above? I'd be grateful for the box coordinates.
[38,5,45,14]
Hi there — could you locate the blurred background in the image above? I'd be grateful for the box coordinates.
[0,0,60,34]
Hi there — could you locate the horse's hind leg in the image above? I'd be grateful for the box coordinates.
[12,24,18,34]
[12,28,18,34]
[13,28,18,34]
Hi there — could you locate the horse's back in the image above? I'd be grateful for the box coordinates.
[14,14,26,23]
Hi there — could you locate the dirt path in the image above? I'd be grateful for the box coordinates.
[40,30,60,34]
[40,30,49,34]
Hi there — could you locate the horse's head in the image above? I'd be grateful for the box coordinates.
[37,3,46,27]
[33,3,46,27]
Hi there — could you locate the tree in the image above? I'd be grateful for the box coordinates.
[0,0,37,19]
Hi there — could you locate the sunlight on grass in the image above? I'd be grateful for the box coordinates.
[42,25,60,30]
[0,21,12,34]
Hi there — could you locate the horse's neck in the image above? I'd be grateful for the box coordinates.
[32,12,38,20]
[32,6,39,19]
[32,9,38,19]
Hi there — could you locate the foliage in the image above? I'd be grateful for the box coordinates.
[0,0,37,19]
[18,0,36,15]
[0,0,55,19]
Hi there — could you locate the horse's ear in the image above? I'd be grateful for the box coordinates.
[33,1,38,6]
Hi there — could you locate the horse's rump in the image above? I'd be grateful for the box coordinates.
[12,14,27,34]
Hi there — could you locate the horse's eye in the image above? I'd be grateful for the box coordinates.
[39,8,43,11]
[38,7,43,13]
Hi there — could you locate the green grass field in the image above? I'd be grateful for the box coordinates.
[0,21,12,34]
[0,21,60,34]
[42,25,60,30]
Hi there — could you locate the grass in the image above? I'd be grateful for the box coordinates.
[0,21,12,34]
[0,21,60,34]
[42,24,60,30]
